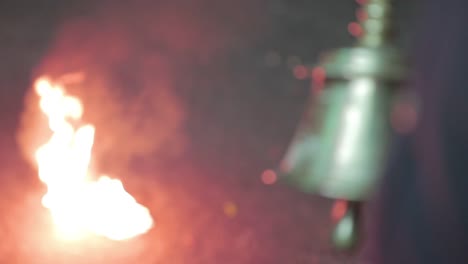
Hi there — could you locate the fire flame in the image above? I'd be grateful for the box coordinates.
[33,76,153,241]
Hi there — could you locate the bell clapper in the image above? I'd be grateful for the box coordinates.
[331,200,361,251]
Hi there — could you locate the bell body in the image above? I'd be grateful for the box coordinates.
[282,78,393,200]
[281,46,405,201]
[314,78,392,200]
[279,0,407,250]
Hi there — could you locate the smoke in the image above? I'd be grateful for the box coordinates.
[17,0,268,177]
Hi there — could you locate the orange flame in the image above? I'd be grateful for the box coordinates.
[33,77,153,241]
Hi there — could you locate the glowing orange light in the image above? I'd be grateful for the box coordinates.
[33,77,154,241]
[223,202,238,218]
[261,169,277,185]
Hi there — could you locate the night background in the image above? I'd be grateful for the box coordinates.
[0,1,416,263]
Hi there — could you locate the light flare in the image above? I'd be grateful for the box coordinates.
[33,76,154,241]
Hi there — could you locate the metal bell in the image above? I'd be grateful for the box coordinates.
[280,0,407,250]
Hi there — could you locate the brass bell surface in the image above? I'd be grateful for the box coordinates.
[281,0,405,201]
[282,46,405,201]
[280,0,407,250]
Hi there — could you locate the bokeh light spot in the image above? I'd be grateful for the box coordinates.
[356,9,368,21]
[391,101,418,134]
[331,200,348,221]
[312,67,326,83]
[261,169,277,185]
[293,65,308,80]
[348,22,363,38]
[223,202,238,218]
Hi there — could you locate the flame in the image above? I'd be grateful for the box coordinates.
[33,76,154,241]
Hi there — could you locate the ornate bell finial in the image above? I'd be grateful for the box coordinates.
[280,0,406,250]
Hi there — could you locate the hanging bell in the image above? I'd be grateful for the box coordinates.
[280,0,407,250]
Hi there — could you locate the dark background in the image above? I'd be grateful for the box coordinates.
[0,1,416,263]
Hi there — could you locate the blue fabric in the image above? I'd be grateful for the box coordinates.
[369,0,468,263]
